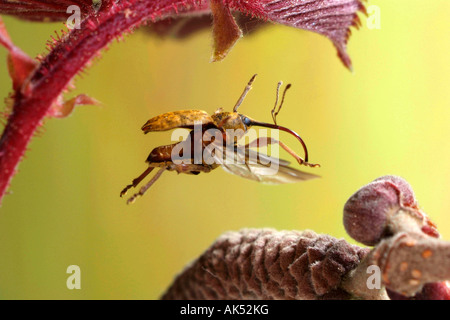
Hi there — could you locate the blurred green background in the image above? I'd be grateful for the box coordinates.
[0,0,449,299]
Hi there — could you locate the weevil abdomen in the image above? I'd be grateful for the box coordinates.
[146,141,219,176]
[141,110,214,133]
[146,144,178,163]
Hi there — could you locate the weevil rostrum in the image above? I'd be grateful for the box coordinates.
[120,74,320,203]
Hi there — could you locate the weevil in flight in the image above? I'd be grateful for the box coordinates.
[120,74,320,203]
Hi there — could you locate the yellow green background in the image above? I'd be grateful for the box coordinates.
[0,1,449,299]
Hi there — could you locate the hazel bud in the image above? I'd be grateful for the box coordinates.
[343,177,406,246]
[373,175,417,208]
[374,176,439,238]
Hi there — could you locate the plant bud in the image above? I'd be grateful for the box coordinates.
[373,175,417,208]
[343,177,406,246]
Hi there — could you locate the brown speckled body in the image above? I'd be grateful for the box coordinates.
[143,108,252,167]
[141,110,214,132]
[142,108,251,132]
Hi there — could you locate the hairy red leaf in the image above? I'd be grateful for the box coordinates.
[0,19,37,92]
[256,0,366,69]
[49,94,100,119]
[146,13,266,39]
[210,0,243,61]
[0,0,365,68]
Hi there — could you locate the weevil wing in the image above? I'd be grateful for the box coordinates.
[245,148,291,167]
[210,143,319,184]
[241,161,320,184]
[141,110,214,133]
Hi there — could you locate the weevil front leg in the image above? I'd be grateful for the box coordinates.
[244,137,320,168]
[171,163,218,174]
[126,167,166,204]
[120,166,155,197]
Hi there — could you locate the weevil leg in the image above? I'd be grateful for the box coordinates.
[238,146,253,172]
[173,163,216,174]
[126,167,166,204]
[244,137,320,168]
[271,83,292,125]
[120,166,155,197]
[233,74,257,112]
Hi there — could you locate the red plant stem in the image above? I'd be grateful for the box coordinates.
[0,0,208,204]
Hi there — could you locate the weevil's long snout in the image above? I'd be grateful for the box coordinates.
[248,120,310,163]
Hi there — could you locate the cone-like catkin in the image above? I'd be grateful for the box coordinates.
[162,228,369,300]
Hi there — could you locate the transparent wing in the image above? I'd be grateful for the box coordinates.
[245,148,292,167]
[206,141,319,184]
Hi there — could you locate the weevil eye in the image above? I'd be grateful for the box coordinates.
[241,116,252,126]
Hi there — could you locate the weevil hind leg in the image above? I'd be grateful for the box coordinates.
[244,137,320,168]
[120,166,155,197]
[126,167,166,204]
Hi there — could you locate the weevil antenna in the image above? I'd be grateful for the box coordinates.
[271,83,291,125]
[233,74,257,112]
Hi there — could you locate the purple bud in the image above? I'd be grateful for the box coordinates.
[344,179,403,246]
[373,175,417,208]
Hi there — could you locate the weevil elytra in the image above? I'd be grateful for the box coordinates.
[121,74,320,203]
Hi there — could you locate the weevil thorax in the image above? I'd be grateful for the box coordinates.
[211,109,255,143]
[211,109,254,133]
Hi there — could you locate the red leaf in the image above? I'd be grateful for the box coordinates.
[246,0,367,70]
[1,0,366,69]
[210,0,243,62]
[49,94,100,119]
[0,18,37,91]
[146,13,266,39]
